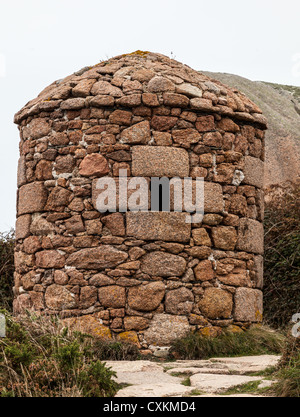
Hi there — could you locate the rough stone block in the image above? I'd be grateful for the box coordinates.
[165,287,194,315]
[126,212,191,243]
[199,288,233,319]
[18,182,48,215]
[236,218,264,254]
[243,156,264,188]
[141,251,186,277]
[143,314,190,346]
[132,146,189,178]
[66,246,128,269]
[15,214,31,240]
[17,156,26,188]
[234,288,263,322]
[128,282,165,311]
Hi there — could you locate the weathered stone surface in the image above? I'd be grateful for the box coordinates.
[35,250,65,268]
[236,218,264,254]
[196,115,215,132]
[54,270,69,285]
[18,182,48,215]
[30,216,55,235]
[117,94,142,107]
[109,110,132,125]
[23,236,41,254]
[192,228,212,246]
[165,288,194,315]
[27,118,51,139]
[194,260,214,281]
[163,93,189,107]
[190,98,214,111]
[14,251,34,273]
[62,313,112,338]
[128,282,165,311]
[91,80,123,97]
[132,146,189,178]
[120,121,151,144]
[65,215,85,234]
[243,156,264,189]
[17,156,26,187]
[102,213,125,236]
[60,98,85,110]
[148,76,175,93]
[234,288,263,322]
[15,215,31,240]
[151,115,178,131]
[143,314,190,346]
[89,94,115,107]
[89,273,115,287]
[176,83,202,98]
[67,246,128,269]
[185,246,211,259]
[141,252,186,277]
[54,154,75,174]
[199,288,233,319]
[35,160,53,180]
[79,154,109,177]
[126,212,191,243]
[80,286,98,308]
[45,187,71,211]
[211,226,237,251]
[45,284,76,310]
[204,183,224,213]
[172,129,201,147]
[72,79,96,97]
[218,272,251,287]
[124,316,150,331]
[98,285,126,308]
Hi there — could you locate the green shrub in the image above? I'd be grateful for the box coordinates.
[92,339,140,361]
[0,311,119,397]
[169,326,284,360]
[79,361,118,397]
[264,183,300,328]
[0,231,15,311]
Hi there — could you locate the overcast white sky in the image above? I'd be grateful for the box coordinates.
[0,0,299,232]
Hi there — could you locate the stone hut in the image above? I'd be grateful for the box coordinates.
[14,51,267,349]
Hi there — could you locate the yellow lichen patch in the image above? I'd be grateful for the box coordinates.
[198,326,222,338]
[255,310,263,322]
[117,331,141,347]
[227,324,244,334]
[122,50,150,58]
[62,314,112,339]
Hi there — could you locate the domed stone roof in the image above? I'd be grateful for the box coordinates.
[14,51,267,127]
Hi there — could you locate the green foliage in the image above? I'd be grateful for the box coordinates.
[92,339,140,361]
[79,361,118,397]
[55,341,83,371]
[264,184,300,328]
[169,326,284,360]
[0,311,119,397]
[0,231,15,311]
[221,380,262,396]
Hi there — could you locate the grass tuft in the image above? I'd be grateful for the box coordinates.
[169,326,284,360]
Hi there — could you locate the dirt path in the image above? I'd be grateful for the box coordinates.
[106,355,280,397]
